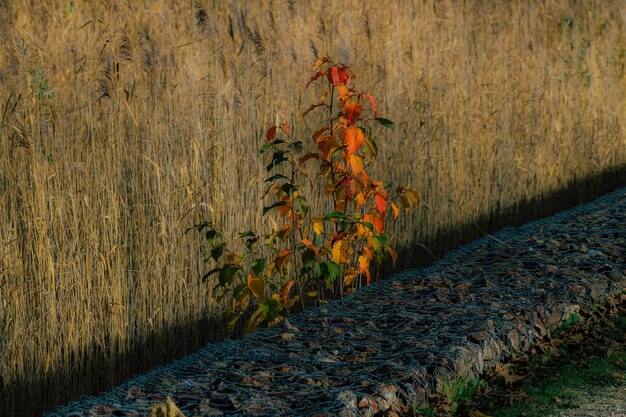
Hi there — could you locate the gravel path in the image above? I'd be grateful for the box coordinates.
[46,187,626,417]
[556,383,626,417]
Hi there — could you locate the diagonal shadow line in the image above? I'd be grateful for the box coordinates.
[1,164,625,417]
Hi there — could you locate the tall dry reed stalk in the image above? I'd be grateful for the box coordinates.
[0,0,624,415]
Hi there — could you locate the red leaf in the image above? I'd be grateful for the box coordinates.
[312,127,329,141]
[281,123,291,136]
[299,152,320,165]
[366,94,378,117]
[331,66,340,85]
[267,126,277,141]
[375,194,387,214]
[327,65,349,86]
[303,102,326,118]
[306,70,326,88]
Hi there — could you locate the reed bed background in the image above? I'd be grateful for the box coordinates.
[1,0,625,415]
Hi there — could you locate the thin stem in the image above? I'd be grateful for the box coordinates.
[290,147,305,310]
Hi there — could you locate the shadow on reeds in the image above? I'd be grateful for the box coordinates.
[394,165,626,272]
[3,165,625,417]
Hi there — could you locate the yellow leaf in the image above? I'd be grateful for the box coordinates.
[386,246,398,265]
[332,240,344,264]
[225,252,242,265]
[343,272,357,286]
[468,410,495,417]
[306,290,318,298]
[312,218,324,235]
[149,396,185,417]
[356,222,370,238]
[358,254,369,274]
[247,275,265,299]
[405,189,421,206]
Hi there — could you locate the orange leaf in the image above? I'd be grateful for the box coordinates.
[374,216,384,233]
[358,254,370,274]
[312,56,330,69]
[281,123,291,136]
[355,192,366,210]
[343,102,362,125]
[391,202,400,220]
[280,279,296,306]
[336,85,352,101]
[247,275,265,299]
[374,194,387,214]
[275,249,292,270]
[345,126,364,156]
[300,238,319,256]
[385,246,398,265]
[277,197,291,217]
[348,154,364,177]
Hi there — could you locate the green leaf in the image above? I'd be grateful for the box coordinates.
[261,296,282,322]
[204,229,222,246]
[263,201,289,216]
[252,258,266,275]
[260,139,285,154]
[290,140,304,153]
[281,182,298,196]
[232,282,249,300]
[363,136,378,159]
[300,248,317,265]
[218,265,240,286]
[244,237,259,250]
[264,173,290,183]
[319,261,342,285]
[202,267,221,283]
[266,151,289,172]
[327,261,341,281]
[237,231,256,238]
[210,245,224,261]
[295,195,308,216]
[323,211,348,221]
[374,117,395,129]
[359,220,375,232]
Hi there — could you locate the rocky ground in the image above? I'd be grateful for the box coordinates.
[47,187,625,417]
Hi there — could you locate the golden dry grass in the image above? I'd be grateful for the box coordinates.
[0,0,624,415]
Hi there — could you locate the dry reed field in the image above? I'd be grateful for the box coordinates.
[1,0,625,415]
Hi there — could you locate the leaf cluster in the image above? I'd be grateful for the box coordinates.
[193,57,419,334]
